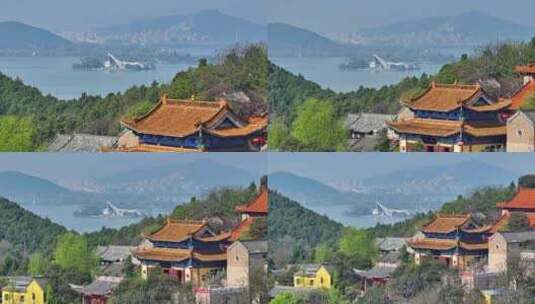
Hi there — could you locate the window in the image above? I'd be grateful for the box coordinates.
[517,129,523,137]
[235,255,239,261]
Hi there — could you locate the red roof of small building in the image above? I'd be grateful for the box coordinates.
[489,214,510,233]
[230,217,254,241]
[497,187,535,210]
[235,188,268,215]
[511,81,535,110]
[516,64,535,75]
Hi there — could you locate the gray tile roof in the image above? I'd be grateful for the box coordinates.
[96,245,135,262]
[240,240,268,254]
[47,134,118,152]
[380,251,401,264]
[100,262,125,277]
[375,237,408,252]
[81,277,123,296]
[1,277,48,292]
[345,113,395,133]
[294,264,333,277]
[354,264,397,279]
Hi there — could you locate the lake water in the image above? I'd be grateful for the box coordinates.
[25,205,141,233]
[308,203,413,228]
[271,57,444,92]
[0,57,196,99]
[24,203,154,233]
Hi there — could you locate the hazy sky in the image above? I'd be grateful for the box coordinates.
[269,0,535,33]
[268,153,535,185]
[0,0,266,32]
[0,153,267,183]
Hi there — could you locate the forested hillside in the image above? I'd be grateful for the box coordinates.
[0,44,267,151]
[0,197,67,254]
[268,191,343,267]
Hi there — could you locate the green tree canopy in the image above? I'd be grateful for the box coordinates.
[338,227,378,265]
[291,98,346,151]
[270,292,304,304]
[53,233,97,276]
[268,117,291,150]
[0,116,36,151]
[28,252,47,276]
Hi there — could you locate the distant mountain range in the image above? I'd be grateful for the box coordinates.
[268,23,349,57]
[269,11,535,57]
[90,159,258,202]
[0,10,265,56]
[0,171,73,201]
[0,21,75,52]
[96,10,266,46]
[269,160,519,216]
[360,160,517,196]
[359,11,535,47]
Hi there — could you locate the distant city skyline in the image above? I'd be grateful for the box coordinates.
[0,0,266,32]
[268,153,535,186]
[269,0,535,34]
[0,153,267,184]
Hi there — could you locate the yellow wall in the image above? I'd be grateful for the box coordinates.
[2,290,26,304]
[293,266,332,289]
[315,266,332,288]
[2,280,45,304]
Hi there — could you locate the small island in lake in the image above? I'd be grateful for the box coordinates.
[73,53,155,71]
[74,201,144,218]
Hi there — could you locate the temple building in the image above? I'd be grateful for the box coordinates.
[388,82,510,152]
[496,187,535,227]
[133,219,230,286]
[408,214,490,270]
[113,95,268,152]
[230,183,268,241]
